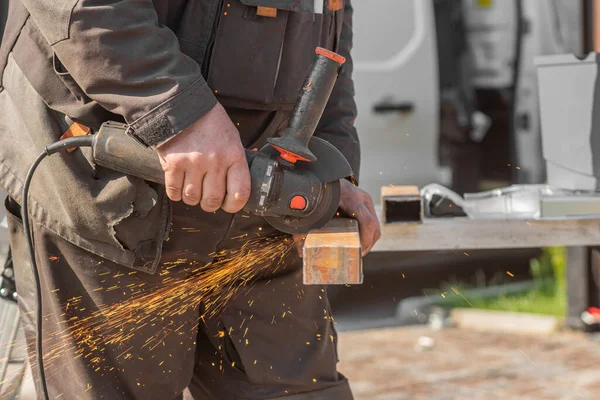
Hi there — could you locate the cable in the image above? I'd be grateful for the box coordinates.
[21,135,94,400]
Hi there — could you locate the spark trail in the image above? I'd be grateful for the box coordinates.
[0,235,295,390]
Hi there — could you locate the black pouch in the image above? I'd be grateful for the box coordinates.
[206,0,341,109]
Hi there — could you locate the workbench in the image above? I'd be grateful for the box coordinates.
[372,212,600,252]
[369,205,600,333]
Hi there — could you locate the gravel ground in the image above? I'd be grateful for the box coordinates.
[338,326,600,400]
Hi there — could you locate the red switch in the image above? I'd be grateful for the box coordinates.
[289,195,307,210]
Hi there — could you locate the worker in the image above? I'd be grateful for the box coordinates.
[0,0,380,399]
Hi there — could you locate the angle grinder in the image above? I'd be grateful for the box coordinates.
[92,47,353,234]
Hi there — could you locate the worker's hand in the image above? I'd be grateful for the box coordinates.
[156,103,251,213]
[293,179,382,258]
[338,179,381,256]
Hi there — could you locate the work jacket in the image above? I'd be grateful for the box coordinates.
[0,0,359,273]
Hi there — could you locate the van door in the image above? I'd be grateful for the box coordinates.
[352,0,441,199]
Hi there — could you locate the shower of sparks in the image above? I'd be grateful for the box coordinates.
[0,235,294,384]
[451,287,474,308]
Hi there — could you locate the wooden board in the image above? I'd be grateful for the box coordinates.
[303,218,362,285]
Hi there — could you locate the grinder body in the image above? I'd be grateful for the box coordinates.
[92,48,353,235]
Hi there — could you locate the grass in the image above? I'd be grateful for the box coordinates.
[441,247,567,316]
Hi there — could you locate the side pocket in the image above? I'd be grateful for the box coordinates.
[4,196,22,225]
[52,52,89,104]
[207,1,289,105]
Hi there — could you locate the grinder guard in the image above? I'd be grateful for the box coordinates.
[260,136,354,185]
[248,137,353,234]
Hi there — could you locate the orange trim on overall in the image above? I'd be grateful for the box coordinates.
[327,0,344,11]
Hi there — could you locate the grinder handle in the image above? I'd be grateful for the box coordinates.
[92,121,257,185]
[267,47,346,163]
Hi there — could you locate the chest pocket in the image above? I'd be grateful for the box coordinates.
[206,0,342,109]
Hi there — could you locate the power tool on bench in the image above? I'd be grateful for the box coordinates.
[21,47,351,400]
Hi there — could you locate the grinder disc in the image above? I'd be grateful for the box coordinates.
[264,180,341,235]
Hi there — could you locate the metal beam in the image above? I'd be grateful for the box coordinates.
[566,247,592,331]
[303,218,362,285]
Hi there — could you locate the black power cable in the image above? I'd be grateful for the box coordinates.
[21,135,94,400]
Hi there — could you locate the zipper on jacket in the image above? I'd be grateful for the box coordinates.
[202,0,225,78]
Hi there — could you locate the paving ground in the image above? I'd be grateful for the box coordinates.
[6,318,600,399]
[338,326,600,400]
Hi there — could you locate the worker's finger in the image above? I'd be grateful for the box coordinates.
[373,219,382,244]
[337,179,381,255]
[181,169,205,206]
[355,204,378,256]
[163,166,185,202]
[221,159,251,214]
[339,182,362,211]
[364,200,381,254]
[201,167,227,212]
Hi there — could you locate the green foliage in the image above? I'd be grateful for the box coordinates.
[458,286,566,316]
[441,247,567,316]
[530,246,566,294]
